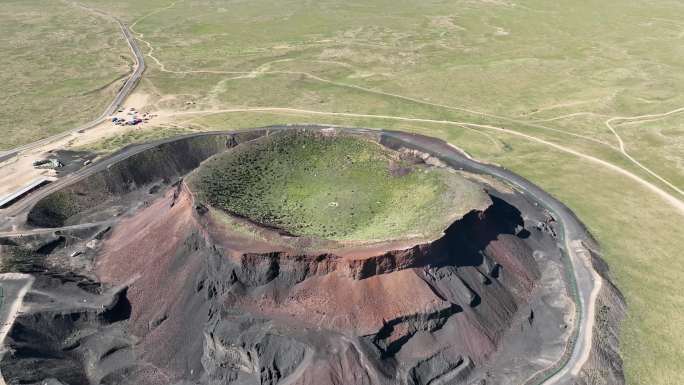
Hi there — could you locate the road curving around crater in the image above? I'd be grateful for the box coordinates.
[0,126,602,385]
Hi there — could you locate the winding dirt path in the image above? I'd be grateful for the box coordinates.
[529,106,684,198]
[531,112,609,123]
[0,274,34,385]
[2,4,682,382]
[605,108,684,196]
[127,2,612,149]
[130,26,675,209]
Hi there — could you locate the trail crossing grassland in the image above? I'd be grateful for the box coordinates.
[1,2,683,383]
[604,108,684,196]
[131,22,684,202]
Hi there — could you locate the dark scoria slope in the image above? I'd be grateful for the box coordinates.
[54,185,547,384]
[0,128,576,385]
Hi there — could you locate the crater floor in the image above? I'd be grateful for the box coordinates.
[188,130,490,243]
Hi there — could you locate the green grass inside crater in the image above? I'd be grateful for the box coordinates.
[189,131,489,241]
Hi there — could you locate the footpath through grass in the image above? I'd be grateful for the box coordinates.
[190,131,488,241]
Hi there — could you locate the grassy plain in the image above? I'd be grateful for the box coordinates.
[0,0,130,150]
[81,125,195,154]
[8,0,684,383]
[189,131,486,241]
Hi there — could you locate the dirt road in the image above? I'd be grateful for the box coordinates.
[0,274,34,385]
[605,109,684,197]
[168,107,684,215]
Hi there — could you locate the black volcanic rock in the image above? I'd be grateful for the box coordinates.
[0,129,580,385]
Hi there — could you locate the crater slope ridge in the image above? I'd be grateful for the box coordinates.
[0,127,590,385]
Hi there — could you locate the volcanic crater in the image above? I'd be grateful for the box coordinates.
[0,127,579,385]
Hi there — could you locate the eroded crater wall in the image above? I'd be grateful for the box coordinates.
[0,127,590,385]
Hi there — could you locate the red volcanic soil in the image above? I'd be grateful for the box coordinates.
[96,183,208,380]
[96,183,195,284]
[239,268,449,335]
[93,182,541,384]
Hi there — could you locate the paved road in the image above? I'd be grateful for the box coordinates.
[0,19,145,164]
[0,127,599,385]
[604,109,684,197]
